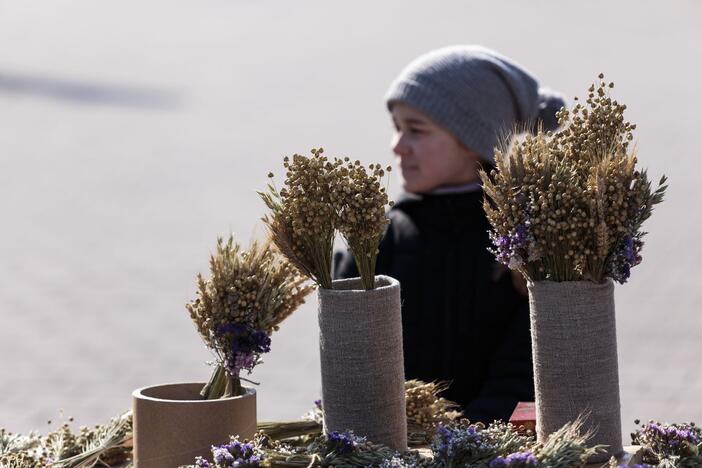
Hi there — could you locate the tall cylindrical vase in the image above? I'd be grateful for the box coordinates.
[317,275,407,451]
[528,279,623,463]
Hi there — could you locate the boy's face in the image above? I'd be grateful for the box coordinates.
[390,103,481,193]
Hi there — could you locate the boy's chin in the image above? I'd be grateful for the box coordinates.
[401,179,436,194]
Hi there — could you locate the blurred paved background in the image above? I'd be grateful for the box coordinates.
[1,0,700,440]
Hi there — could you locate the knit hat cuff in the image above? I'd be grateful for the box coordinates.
[386,79,499,163]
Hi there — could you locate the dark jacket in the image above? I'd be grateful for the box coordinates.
[333,190,534,423]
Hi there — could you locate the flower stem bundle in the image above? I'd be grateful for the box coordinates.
[0,412,133,468]
[405,380,462,445]
[480,75,667,283]
[186,236,313,399]
[259,149,339,289]
[335,161,392,290]
[260,148,392,290]
[531,415,604,467]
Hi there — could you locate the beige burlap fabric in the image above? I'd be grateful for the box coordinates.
[528,279,623,463]
[317,275,407,451]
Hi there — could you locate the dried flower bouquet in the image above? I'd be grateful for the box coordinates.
[259,148,393,290]
[187,236,313,399]
[480,75,666,284]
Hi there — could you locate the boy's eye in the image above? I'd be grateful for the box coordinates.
[408,127,426,135]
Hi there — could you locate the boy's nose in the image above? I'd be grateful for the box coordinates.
[391,133,411,157]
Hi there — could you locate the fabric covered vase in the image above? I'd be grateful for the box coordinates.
[528,279,623,463]
[317,275,407,451]
[132,382,256,468]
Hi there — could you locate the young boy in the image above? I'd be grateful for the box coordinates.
[334,45,565,423]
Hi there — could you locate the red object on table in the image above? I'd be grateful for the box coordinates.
[509,402,536,434]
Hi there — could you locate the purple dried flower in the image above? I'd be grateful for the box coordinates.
[505,451,537,465]
[490,224,532,269]
[205,438,263,468]
[638,421,700,457]
[326,431,356,455]
[216,324,272,377]
[194,457,211,467]
[608,234,644,284]
[513,224,529,247]
[434,425,456,460]
[622,236,637,264]
[490,451,537,467]
[432,423,497,465]
[493,235,513,265]
[250,331,272,353]
[212,445,235,465]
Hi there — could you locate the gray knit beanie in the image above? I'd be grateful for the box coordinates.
[385,45,566,164]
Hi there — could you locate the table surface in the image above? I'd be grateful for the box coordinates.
[584,446,643,468]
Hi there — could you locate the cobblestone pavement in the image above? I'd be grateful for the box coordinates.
[1,0,700,439]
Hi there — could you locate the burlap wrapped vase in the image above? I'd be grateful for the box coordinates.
[317,275,407,451]
[132,382,256,467]
[528,279,623,463]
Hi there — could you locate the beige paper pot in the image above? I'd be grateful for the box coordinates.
[528,279,622,463]
[132,382,256,468]
[318,275,407,451]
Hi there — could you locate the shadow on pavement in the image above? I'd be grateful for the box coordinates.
[0,69,182,110]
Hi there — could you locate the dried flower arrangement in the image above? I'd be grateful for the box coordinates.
[433,416,603,468]
[186,236,313,399]
[480,75,667,283]
[0,411,132,468]
[260,148,404,449]
[431,420,533,467]
[9,410,702,467]
[259,148,393,290]
[629,420,702,467]
[183,431,399,468]
[480,75,668,463]
[186,414,604,467]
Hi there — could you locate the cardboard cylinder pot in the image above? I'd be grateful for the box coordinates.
[318,275,407,451]
[528,279,622,463]
[132,383,256,467]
